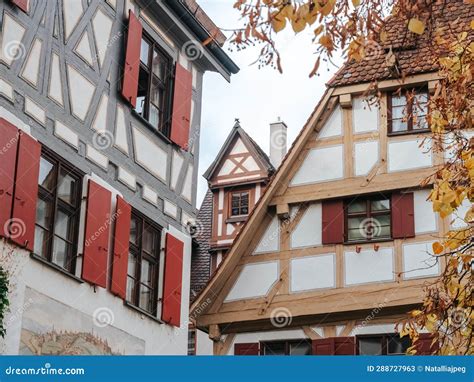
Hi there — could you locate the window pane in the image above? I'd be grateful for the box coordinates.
[139,285,152,312]
[142,225,156,254]
[371,199,390,211]
[38,157,55,191]
[359,337,383,355]
[54,209,72,240]
[241,207,249,215]
[57,169,77,204]
[149,104,160,129]
[391,105,406,120]
[388,335,410,355]
[348,216,365,230]
[140,39,150,65]
[127,252,136,277]
[130,217,138,245]
[140,259,153,286]
[150,78,163,106]
[231,208,240,216]
[135,68,149,116]
[36,197,53,228]
[290,342,311,355]
[347,200,366,214]
[34,226,48,258]
[391,118,408,132]
[391,94,407,107]
[263,342,285,355]
[126,276,135,302]
[52,237,69,269]
[152,50,166,80]
[374,214,391,238]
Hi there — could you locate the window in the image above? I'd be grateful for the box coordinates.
[126,211,162,315]
[34,152,82,273]
[230,191,249,217]
[135,33,173,137]
[345,196,391,243]
[388,88,429,134]
[357,334,411,355]
[188,328,196,355]
[261,340,311,356]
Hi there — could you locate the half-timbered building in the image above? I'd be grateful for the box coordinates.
[190,0,472,356]
[0,0,237,355]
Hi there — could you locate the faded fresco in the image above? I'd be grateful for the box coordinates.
[19,288,145,355]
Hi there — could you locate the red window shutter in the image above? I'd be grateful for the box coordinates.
[321,200,344,245]
[0,118,20,239]
[162,233,184,327]
[170,63,192,150]
[10,0,28,12]
[82,180,112,288]
[10,131,40,251]
[121,10,142,108]
[334,337,356,355]
[312,338,335,355]
[234,343,259,355]
[416,333,438,355]
[391,192,415,239]
[111,196,131,299]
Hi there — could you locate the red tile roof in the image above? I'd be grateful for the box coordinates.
[182,0,227,46]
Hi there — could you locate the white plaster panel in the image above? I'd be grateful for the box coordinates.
[192,65,198,89]
[92,8,113,67]
[319,107,342,138]
[20,38,42,87]
[63,0,84,40]
[181,211,193,226]
[142,185,158,205]
[354,140,379,176]
[218,190,224,210]
[229,138,247,155]
[226,224,235,235]
[242,156,260,171]
[0,78,14,101]
[48,53,63,105]
[403,242,440,279]
[218,159,234,176]
[106,0,117,9]
[132,127,168,181]
[164,200,178,219]
[118,167,136,190]
[0,13,26,66]
[225,262,279,302]
[291,203,322,248]
[451,197,471,229]
[24,97,46,126]
[74,31,94,66]
[388,139,432,172]
[91,93,109,132]
[351,323,397,336]
[54,121,78,148]
[254,216,280,254]
[353,96,379,133]
[181,165,193,202]
[217,214,223,236]
[344,247,394,285]
[114,105,129,154]
[414,189,438,233]
[171,150,184,189]
[85,145,108,169]
[290,254,335,292]
[291,145,344,186]
[67,65,95,121]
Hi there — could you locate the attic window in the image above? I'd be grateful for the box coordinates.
[230,191,249,217]
[387,88,429,135]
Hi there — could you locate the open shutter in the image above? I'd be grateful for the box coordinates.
[111,196,131,299]
[234,343,259,355]
[162,233,184,327]
[312,338,335,355]
[170,63,192,150]
[322,200,344,245]
[334,337,356,355]
[391,191,415,239]
[10,0,28,12]
[10,131,40,251]
[0,118,19,239]
[82,180,111,288]
[121,10,142,108]
[416,333,437,355]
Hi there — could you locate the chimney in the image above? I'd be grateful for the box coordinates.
[269,118,288,168]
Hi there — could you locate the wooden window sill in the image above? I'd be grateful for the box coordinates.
[30,253,84,284]
[387,129,430,137]
[226,216,248,223]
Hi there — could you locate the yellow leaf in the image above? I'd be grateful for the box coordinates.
[271,12,286,33]
[471,20,474,30]
[432,242,444,255]
[352,0,360,6]
[380,30,388,43]
[408,18,425,35]
[319,35,333,50]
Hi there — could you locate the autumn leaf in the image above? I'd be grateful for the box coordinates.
[352,0,360,6]
[309,57,321,78]
[432,242,444,255]
[271,12,286,33]
[408,18,425,35]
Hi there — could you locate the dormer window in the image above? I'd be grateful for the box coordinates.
[135,33,172,137]
[387,88,429,135]
[230,191,249,217]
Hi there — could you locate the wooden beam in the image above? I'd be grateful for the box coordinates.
[209,324,221,341]
[276,203,290,219]
[340,320,356,337]
[302,326,322,340]
[339,93,352,108]
[324,325,337,338]
[215,333,236,355]
[258,270,288,315]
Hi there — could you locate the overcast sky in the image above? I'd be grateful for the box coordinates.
[196,1,343,206]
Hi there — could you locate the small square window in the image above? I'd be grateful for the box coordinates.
[230,191,250,217]
[388,88,429,135]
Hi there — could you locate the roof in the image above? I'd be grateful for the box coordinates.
[329,0,473,87]
[203,120,275,182]
[190,190,213,303]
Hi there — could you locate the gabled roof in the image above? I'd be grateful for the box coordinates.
[203,120,275,182]
[329,0,472,87]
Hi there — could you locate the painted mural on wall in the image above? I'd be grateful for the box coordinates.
[19,288,145,355]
